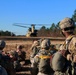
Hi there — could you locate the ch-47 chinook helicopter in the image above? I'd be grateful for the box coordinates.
[13,23,51,37]
[13,23,40,37]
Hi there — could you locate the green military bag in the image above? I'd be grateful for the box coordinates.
[51,51,67,71]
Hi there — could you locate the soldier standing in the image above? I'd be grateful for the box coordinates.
[51,17,76,75]
[33,39,54,75]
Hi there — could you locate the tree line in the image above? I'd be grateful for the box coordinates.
[37,10,76,37]
[0,30,15,36]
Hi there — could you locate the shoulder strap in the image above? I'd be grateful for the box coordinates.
[63,35,74,50]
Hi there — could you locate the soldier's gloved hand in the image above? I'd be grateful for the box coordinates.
[67,54,72,61]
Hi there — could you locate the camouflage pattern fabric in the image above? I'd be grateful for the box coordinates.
[57,35,76,75]
[61,35,76,55]
[58,17,76,75]
[30,46,40,58]
[54,71,68,75]
[14,61,21,71]
[59,17,75,30]
[30,40,40,58]
[64,35,76,75]
[17,50,26,62]
[30,46,40,75]
[8,50,21,71]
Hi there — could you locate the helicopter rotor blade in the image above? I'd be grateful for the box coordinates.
[13,23,51,28]
[13,23,29,28]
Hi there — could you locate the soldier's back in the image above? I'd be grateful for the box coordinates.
[0,53,16,75]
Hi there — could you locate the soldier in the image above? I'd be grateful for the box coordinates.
[30,40,40,75]
[0,40,8,75]
[30,40,40,58]
[0,40,16,75]
[16,45,26,65]
[51,17,76,75]
[8,50,21,71]
[33,39,54,75]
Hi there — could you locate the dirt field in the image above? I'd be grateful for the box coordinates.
[4,39,64,59]
[4,40,32,75]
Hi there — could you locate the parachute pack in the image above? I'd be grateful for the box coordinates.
[51,51,67,71]
[38,50,53,74]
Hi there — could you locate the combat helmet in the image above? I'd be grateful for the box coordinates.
[59,17,75,32]
[40,39,51,50]
[0,40,6,49]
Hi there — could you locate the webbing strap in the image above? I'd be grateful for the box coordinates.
[63,35,74,50]
[39,55,51,59]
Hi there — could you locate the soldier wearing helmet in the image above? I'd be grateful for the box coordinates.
[30,40,40,58]
[0,40,8,75]
[0,40,16,75]
[0,40,6,51]
[60,17,76,75]
[30,40,40,75]
[8,50,21,71]
[59,17,76,57]
[52,17,76,75]
[33,39,54,75]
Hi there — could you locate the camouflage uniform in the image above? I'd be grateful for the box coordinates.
[16,45,26,62]
[16,45,26,66]
[30,40,40,58]
[58,35,76,75]
[30,40,40,75]
[0,40,16,75]
[52,17,76,75]
[8,50,21,71]
[33,39,54,75]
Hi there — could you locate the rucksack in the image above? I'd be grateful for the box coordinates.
[51,51,67,71]
[38,50,53,74]
[51,35,75,72]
